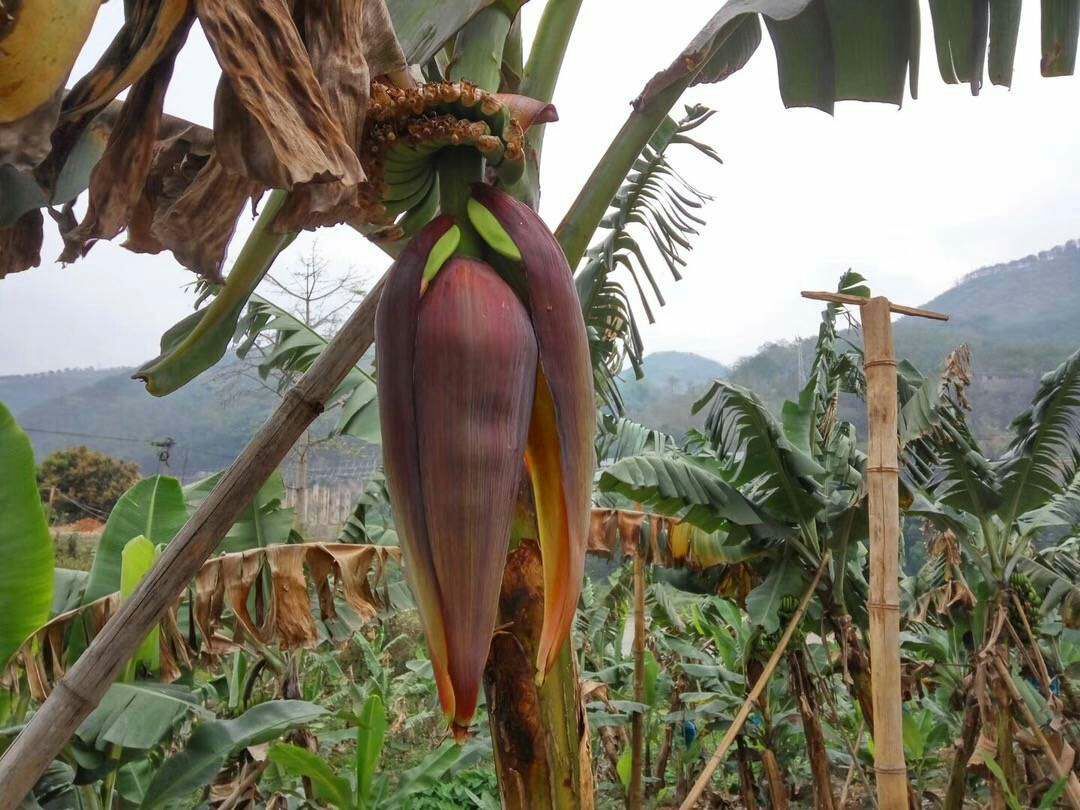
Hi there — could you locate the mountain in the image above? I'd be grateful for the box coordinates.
[4,357,375,481]
[5,239,1078,472]
[0,367,119,414]
[617,351,729,436]
[628,239,1080,453]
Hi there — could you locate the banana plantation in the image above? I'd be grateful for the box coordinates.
[1,0,1079,808]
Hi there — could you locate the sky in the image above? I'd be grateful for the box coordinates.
[2,2,1078,375]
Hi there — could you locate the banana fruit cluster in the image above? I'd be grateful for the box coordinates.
[354,81,553,238]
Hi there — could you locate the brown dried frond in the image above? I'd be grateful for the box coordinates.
[4,543,400,696]
[0,209,43,279]
[942,344,973,411]
[928,529,962,568]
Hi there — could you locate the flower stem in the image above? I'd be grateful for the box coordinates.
[437,148,484,257]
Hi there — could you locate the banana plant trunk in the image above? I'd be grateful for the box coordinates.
[788,649,837,810]
[628,546,647,808]
[991,671,1018,810]
[822,596,875,732]
[761,747,790,810]
[483,537,595,809]
[943,695,980,810]
[735,735,759,810]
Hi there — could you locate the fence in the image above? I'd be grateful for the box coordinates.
[283,481,368,539]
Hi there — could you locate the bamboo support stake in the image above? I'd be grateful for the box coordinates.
[862,296,909,810]
[802,291,947,810]
[0,280,386,807]
[679,551,831,810]
[629,541,647,809]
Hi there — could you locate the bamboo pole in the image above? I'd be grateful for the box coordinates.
[862,295,909,810]
[629,543,647,809]
[679,551,831,810]
[0,280,385,807]
[801,291,947,810]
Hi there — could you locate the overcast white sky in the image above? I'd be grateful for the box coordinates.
[2,2,1078,375]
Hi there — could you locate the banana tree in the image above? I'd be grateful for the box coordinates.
[596,273,990,803]
[900,346,1080,808]
[600,272,874,689]
[5,0,1080,805]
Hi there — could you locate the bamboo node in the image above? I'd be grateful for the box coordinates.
[866,465,899,474]
[873,765,909,774]
[867,600,900,612]
[863,359,898,369]
[284,387,326,416]
[54,677,97,709]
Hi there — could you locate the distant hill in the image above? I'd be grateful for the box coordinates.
[628,239,1080,453]
[618,351,729,437]
[5,239,1078,471]
[4,357,375,481]
[0,367,119,414]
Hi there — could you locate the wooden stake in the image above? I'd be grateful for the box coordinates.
[0,280,386,807]
[862,296,909,810]
[629,542,647,809]
[679,551,831,810]
[801,291,947,810]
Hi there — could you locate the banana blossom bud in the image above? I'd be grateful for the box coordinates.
[375,187,594,735]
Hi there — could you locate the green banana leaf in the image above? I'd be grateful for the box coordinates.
[268,743,354,808]
[745,552,805,634]
[236,295,379,443]
[183,469,294,554]
[692,380,825,527]
[356,693,389,807]
[0,402,54,669]
[82,476,187,604]
[140,700,328,809]
[997,348,1080,527]
[76,682,209,753]
[598,452,765,531]
[120,536,160,675]
[388,0,495,65]
[133,192,293,397]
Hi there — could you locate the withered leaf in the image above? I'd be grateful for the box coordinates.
[37,0,193,191]
[5,543,398,693]
[197,0,362,190]
[275,0,375,231]
[122,118,214,256]
[60,36,186,261]
[0,208,44,279]
[274,0,408,232]
[264,545,319,649]
[194,543,399,652]
[16,593,121,702]
[149,154,261,283]
[360,0,409,79]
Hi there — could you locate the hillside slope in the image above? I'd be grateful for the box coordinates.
[5,240,1077,469]
[630,240,1080,451]
[6,358,373,479]
[0,367,119,414]
[618,351,729,435]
